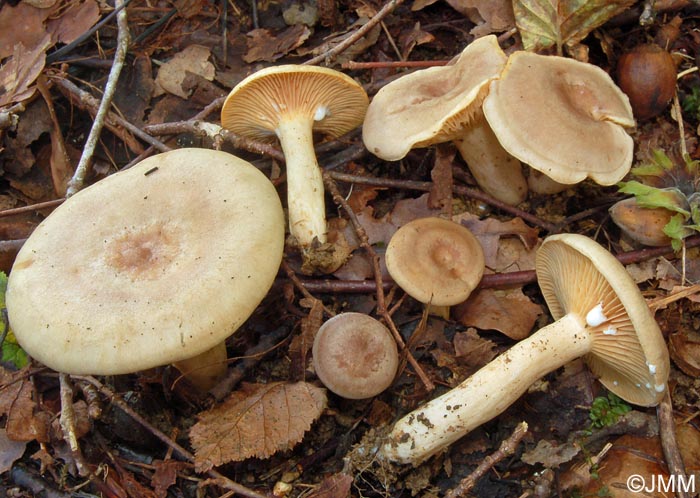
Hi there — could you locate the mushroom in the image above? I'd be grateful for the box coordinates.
[362,35,528,206]
[482,51,636,187]
[6,148,285,391]
[385,217,485,316]
[220,65,368,269]
[379,233,669,464]
[312,312,399,399]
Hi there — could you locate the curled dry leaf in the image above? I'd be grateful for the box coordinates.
[0,35,52,108]
[452,287,543,340]
[243,24,312,63]
[154,45,215,99]
[190,381,327,472]
[513,0,636,54]
[0,429,27,474]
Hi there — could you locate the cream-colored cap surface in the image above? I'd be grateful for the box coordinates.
[483,51,635,185]
[385,217,485,306]
[221,65,368,142]
[362,35,507,161]
[7,148,285,375]
[536,234,669,406]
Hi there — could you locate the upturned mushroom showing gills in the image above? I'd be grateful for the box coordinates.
[362,35,528,206]
[6,148,285,391]
[379,234,669,465]
[385,217,485,308]
[313,312,399,399]
[220,65,368,267]
[483,51,636,187]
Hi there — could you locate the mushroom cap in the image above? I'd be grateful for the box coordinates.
[535,234,669,406]
[362,35,507,161]
[7,148,285,375]
[385,217,485,306]
[220,65,369,143]
[483,51,635,186]
[312,312,399,399]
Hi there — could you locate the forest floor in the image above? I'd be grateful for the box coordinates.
[2,0,700,497]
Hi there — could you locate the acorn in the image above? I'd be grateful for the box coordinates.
[616,43,677,121]
[609,197,674,246]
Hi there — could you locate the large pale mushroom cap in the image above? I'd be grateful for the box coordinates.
[362,35,507,161]
[385,217,485,307]
[536,234,669,406]
[221,65,368,142]
[7,148,285,375]
[483,51,635,186]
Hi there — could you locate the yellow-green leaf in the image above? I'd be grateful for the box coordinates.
[513,0,636,53]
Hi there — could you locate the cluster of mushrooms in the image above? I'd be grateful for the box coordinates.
[4,35,670,468]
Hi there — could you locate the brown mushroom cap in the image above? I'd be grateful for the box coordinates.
[7,148,285,375]
[221,65,368,142]
[483,51,635,185]
[362,35,507,161]
[312,312,399,399]
[536,234,669,406]
[385,217,485,306]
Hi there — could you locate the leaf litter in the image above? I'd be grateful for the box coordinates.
[1,0,700,497]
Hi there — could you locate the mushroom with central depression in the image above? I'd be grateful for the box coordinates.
[379,233,669,465]
[6,148,285,391]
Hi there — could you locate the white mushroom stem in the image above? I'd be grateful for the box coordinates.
[276,116,327,247]
[380,313,592,464]
[453,115,528,206]
[172,342,228,391]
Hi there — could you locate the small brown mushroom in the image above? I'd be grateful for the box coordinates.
[312,312,399,399]
[221,65,368,270]
[7,148,285,391]
[362,35,528,206]
[483,51,636,187]
[385,217,485,308]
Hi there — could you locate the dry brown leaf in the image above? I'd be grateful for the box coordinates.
[36,76,72,196]
[398,22,436,60]
[289,297,324,379]
[455,212,540,271]
[0,369,51,443]
[521,439,580,467]
[308,472,353,498]
[452,288,543,340]
[151,460,188,498]
[513,0,636,54]
[190,381,327,471]
[0,429,27,474]
[428,144,454,212]
[243,24,311,63]
[0,35,52,108]
[0,2,52,60]
[444,0,515,36]
[154,45,215,99]
[45,0,100,45]
[453,328,497,364]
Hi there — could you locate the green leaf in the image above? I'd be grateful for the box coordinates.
[631,149,674,178]
[617,182,690,214]
[513,0,636,53]
[0,271,28,369]
[663,213,693,251]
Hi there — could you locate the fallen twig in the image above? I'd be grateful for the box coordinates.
[323,171,435,392]
[445,421,528,498]
[303,0,405,66]
[657,389,690,498]
[66,0,131,196]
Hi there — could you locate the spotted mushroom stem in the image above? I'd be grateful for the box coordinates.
[275,116,327,247]
[380,313,592,464]
[172,342,228,391]
[453,114,528,206]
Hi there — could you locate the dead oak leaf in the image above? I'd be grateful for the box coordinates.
[190,381,327,472]
[0,35,52,108]
[453,288,543,340]
[243,24,311,63]
[513,0,636,54]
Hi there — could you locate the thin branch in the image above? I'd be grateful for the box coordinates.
[65,0,131,196]
[303,0,405,66]
[445,421,528,498]
[657,389,690,498]
[323,172,435,392]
